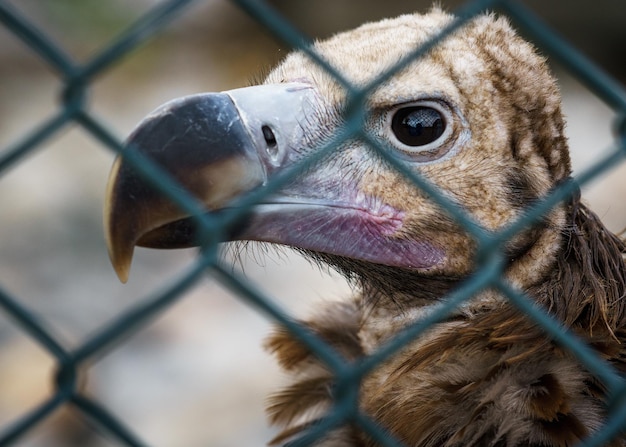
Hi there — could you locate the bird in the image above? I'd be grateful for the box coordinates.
[104,8,626,447]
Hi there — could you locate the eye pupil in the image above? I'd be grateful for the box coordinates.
[392,106,445,147]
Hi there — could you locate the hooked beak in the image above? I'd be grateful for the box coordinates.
[105,82,444,283]
[105,83,316,282]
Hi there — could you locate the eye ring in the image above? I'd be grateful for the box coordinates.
[384,100,456,162]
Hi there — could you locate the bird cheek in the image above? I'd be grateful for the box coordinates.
[411,221,476,275]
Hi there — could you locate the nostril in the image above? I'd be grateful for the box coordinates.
[262,125,277,146]
[262,125,279,159]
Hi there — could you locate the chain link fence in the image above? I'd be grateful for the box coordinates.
[1,0,625,446]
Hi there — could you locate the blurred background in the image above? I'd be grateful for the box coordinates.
[0,1,624,446]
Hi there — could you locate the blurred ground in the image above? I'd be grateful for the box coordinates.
[0,1,625,447]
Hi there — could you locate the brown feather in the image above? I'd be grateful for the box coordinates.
[266,375,333,426]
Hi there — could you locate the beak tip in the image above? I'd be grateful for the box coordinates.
[110,249,132,284]
[105,222,133,284]
[117,270,130,284]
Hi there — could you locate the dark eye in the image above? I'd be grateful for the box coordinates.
[391,106,446,147]
[383,100,464,163]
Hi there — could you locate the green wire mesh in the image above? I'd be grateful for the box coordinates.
[1,0,625,446]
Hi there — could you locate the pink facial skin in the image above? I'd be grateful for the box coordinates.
[236,196,444,270]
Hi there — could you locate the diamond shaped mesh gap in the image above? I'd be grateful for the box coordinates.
[0,0,625,446]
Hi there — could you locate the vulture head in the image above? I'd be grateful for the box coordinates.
[105,9,626,447]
